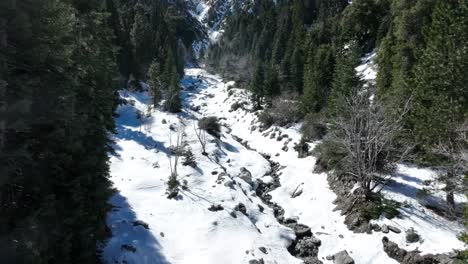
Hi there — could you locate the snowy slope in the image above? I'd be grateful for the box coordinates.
[103,67,466,264]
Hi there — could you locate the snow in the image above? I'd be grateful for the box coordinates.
[356,51,378,83]
[103,68,466,264]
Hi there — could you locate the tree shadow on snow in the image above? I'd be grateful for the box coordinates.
[115,126,170,155]
[102,193,171,264]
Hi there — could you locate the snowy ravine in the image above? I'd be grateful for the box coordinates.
[102,68,466,264]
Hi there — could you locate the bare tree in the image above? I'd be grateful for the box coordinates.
[432,120,468,217]
[194,121,208,155]
[329,90,410,197]
[167,128,185,198]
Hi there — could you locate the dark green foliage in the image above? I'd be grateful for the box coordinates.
[361,195,401,221]
[264,64,280,103]
[251,63,265,109]
[147,59,163,107]
[301,113,327,141]
[301,44,335,114]
[410,0,468,151]
[198,117,221,138]
[328,44,363,117]
[0,0,117,262]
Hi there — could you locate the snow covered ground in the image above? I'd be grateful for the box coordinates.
[102,68,466,264]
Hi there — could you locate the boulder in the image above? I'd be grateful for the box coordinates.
[381,224,389,233]
[388,225,402,234]
[294,224,312,239]
[239,167,254,186]
[294,237,321,258]
[234,203,248,216]
[333,250,354,264]
[208,204,224,212]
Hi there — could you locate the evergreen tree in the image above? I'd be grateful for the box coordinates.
[328,44,363,117]
[264,64,280,103]
[411,0,468,150]
[301,44,335,114]
[147,59,163,107]
[251,62,265,109]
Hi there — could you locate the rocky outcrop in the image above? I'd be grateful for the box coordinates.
[330,250,355,264]
[382,237,457,264]
[255,157,323,264]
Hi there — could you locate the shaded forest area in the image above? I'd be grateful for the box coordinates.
[0,0,196,262]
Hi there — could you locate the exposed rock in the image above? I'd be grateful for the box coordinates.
[294,224,312,239]
[282,145,289,152]
[405,228,420,243]
[234,203,248,216]
[371,223,381,232]
[258,204,264,213]
[388,225,402,234]
[303,257,323,264]
[382,236,456,264]
[224,180,235,189]
[121,244,136,252]
[294,237,321,258]
[248,259,264,264]
[333,250,354,264]
[381,224,389,233]
[258,247,268,254]
[239,167,254,186]
[208,204,224,212]
[132,220,149,230]
[229,211,237,218]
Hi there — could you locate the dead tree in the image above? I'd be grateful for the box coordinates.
[167,128,185,198]
[329,90,410,197]
[432,120,468,217]
[194,121,208,155]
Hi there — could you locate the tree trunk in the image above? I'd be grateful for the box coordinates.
[446,191,456,219]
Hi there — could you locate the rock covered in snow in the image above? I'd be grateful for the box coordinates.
[332,250,355,264]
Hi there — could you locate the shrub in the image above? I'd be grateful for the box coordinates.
[198,116,221,138]
[361,195,401,221]
[301,113,328,141]
[312,139,347,173]
[258,94,302,128]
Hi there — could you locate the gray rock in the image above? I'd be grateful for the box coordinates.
[333,250,354,264]
[258,247,267,254]
[257,204,264,213]
[294,224,312,239]
[303,257,323,264]
[239,167,254,186]
[294,237,321,258]
[132,220,149,230]
[381,224,389,233]
[234,203,248,216]
[208,204,224,212]
[224,180,235,189]
[388,225,402,234]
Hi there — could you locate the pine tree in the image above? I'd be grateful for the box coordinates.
[301,44,335,114]
[164,67,182,113]
[411,0,467,149]
[410,0,467,214]
[251,62,265,109]
[264,64,280,104]
[328,44,363,117]
[147,59,162,107]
